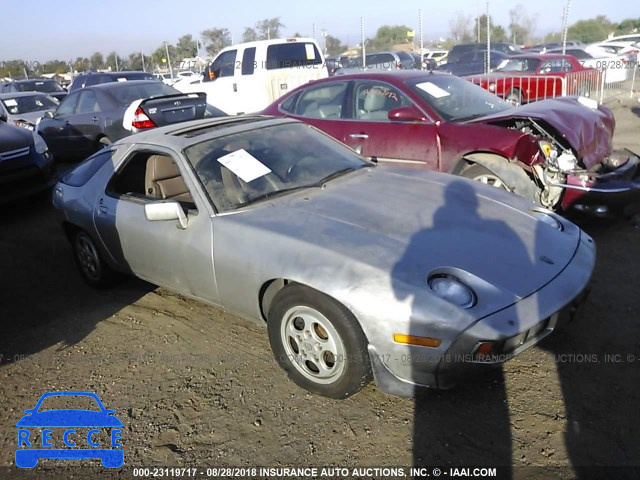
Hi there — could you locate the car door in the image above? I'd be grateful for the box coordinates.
[93,147,219,303]
[283,81,349,143]
[342,80,439,170]
[67,89,103,158]
[209,49,239,114]
[36,91,80,159]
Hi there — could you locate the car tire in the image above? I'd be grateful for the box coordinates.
[460,163,511,191]
[267,284,372,399]
[72,230,121,288]
[505,88,523,107]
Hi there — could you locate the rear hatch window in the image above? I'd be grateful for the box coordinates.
[266,43,323,70]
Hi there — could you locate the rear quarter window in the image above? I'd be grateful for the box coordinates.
[60,149,113,187]
[266,43,323,70]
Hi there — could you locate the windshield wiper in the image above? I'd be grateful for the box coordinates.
[313,165,365,186]
[236,184,321,207]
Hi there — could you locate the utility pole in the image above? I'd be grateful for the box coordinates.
[165,42,173,79]
[361,17,366,67]
[141,50,146,72]
[419,9,424,61]
[486,2,491,74]
[562,0,571,55]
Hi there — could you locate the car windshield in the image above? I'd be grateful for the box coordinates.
[1,94,58,114]
[496,58,540,72]
[107,82,179,106]
[185,122,369,212]
[407,74,512,122]
[17,81,64,93]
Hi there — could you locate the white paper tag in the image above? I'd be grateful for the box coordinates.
[305,44,316,60]
[415,81,450,98]
[4,99,18,107]
[116,78,128,82]
[217,149,271,183]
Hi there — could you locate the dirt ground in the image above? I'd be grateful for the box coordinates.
[1,101,639,480]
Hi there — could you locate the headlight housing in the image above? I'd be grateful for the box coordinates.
[428,274,476,309]
[32,132,49,154]
[531,209,563,230]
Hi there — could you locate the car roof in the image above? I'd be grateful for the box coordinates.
[7,79,56,84]
[116,115,298,150]
[0,91,51,98]
[511,53,571,60]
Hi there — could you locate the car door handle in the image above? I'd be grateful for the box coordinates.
[349,133,369,139]
[98,205,108,214]
[92,116,99,122]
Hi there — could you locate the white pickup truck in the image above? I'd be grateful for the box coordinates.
[174,38,328,115]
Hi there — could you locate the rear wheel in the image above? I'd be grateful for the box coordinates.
[505,88,522,107]
[267,284,371,398]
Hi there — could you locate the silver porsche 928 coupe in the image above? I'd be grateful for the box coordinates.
[52,116,595,398]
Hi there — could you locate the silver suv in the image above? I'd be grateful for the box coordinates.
[335,51,416,75]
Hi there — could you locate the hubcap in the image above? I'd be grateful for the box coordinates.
[473,173,505,189]
[76,234,101,281]
[280,306,345,384]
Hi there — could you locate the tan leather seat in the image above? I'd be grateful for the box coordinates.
[145,155,193,203]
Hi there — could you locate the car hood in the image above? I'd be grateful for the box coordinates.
[472,97,614,169]
[8,110,53,127]
[0,122,33,153]
[16,410,122,427]
[224,167,580,303]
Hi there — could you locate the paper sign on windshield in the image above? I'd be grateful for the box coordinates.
[4,99,18,107]
[416,82,450,98]
[217,149,271,183]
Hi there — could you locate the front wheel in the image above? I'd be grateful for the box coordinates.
[460,163,509,191]
[267,284,371,398]
[72,230,121,288]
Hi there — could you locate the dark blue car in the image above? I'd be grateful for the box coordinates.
[15,391,123,468]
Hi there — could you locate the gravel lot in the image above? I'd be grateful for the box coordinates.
[1,101,639,479]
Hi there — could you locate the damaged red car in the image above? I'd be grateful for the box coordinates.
[261,71,639,213]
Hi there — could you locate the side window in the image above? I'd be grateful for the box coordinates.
[563,59,573,71]
[107,152,195,208]
[55,92,80,116]
[279,92,300,113]
[76,90,101,113]
[212,50,237,78]
[61,150,113,187]
[242,47,256,75]
[354,81,411,121]
[294,83,347,119]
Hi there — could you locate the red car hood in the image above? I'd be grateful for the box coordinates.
[471,97,614,169]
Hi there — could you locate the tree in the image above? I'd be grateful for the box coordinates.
[175,34,197,60]
[568,16,613,43]
[615,18,640,34]
[90,52,104,70]
[127,52,150,71]
[0,60,29,78]
[508,5,537,45]
[242,27,258,43]
[367,25,412,51]
[106,51,123,71]
[255,18,285,40]
[73,57,90,72]
[201,28,231,56]
[325,35,345,56]
[450,13,473,43]
[474,15,507,43]
[42,60,69,74]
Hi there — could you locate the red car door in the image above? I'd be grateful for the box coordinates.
[342,80,440,171]
[280,80,350,144]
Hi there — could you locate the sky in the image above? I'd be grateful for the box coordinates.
[1,0,636,61]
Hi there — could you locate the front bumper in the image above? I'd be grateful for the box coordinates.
[0,152,56,204]
[559,150,640,211]
[368,230,595,397]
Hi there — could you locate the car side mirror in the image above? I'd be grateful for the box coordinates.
[388,106,425,122]
[44,111,54,119]
[144,201,188,229]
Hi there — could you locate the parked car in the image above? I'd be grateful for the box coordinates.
[335,51,416,75]
[545,47,630,83]
[437,50,510,76]
[0,92,59,130]
[601,34,640,45]
[52,115,595,398]
[468,54,600,105]
[1,79,67,102]
[325,57,344,76]
[525,41,584,53]
[447,43,522,64]
[175,38,327,115]
[424,49,449,65]
[37,80,223,162]
[261,71,640,213]
[68,71,156,93]
[0,111,56,203]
